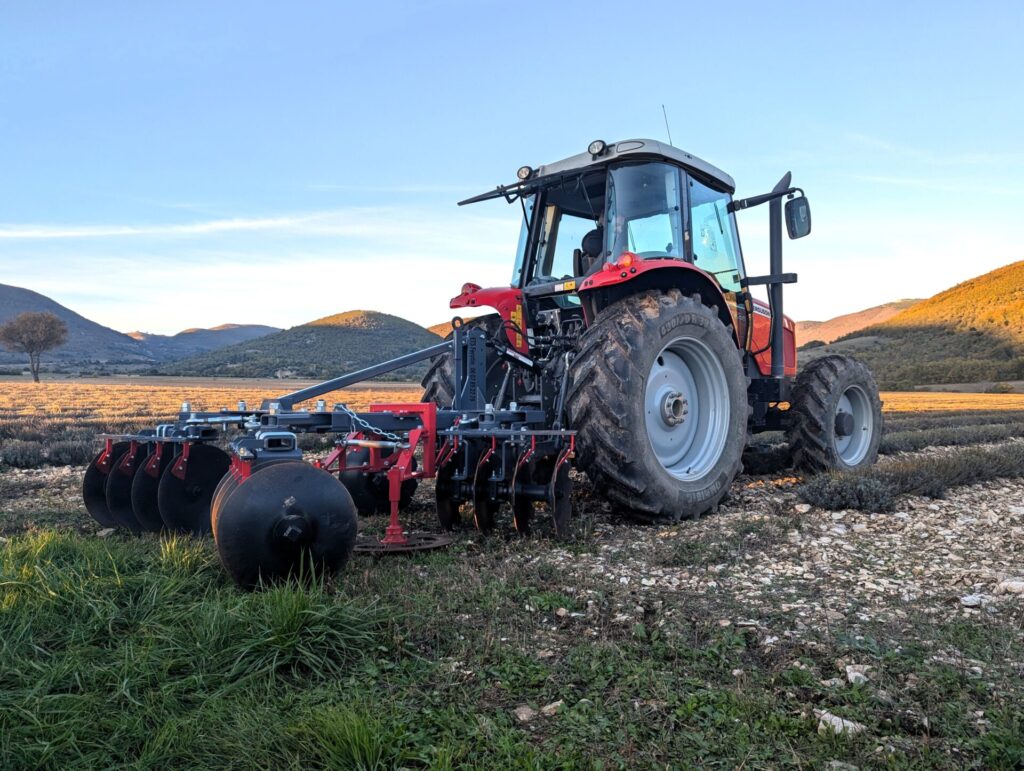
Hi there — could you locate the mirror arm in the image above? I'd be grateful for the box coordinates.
[729,187,804,212]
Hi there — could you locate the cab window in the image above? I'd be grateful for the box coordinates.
[534,204,592,282]
[689,177,744,292]
[604,163,685,262]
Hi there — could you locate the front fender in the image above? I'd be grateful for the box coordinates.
[578,258,741,347]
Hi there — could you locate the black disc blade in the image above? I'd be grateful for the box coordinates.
[157,444,230,535]
[435,463,461,530]
[209,467,244,535]
[339,447,383,516]
[105,444,150,533]
[513,498,533,535]
[339,447,419,516]
[130,444,177,533]
[82,442,130,528]
[472,453,498,532]
[212,461,358,590]
[548,462,572,539]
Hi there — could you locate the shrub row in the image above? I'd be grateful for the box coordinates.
[884,410,1024,433]
[0,438,95,468]
[798,441,1024,511]
[879,422,1024,454]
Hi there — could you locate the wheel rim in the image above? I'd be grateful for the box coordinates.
[644,338,730,481]
[834,384,873,465]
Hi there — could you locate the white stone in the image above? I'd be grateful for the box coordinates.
[996,578,1024,594]
[541,700,564,716]
[514,706,537,723]
[816,710,867,735]
[846,664,870,684]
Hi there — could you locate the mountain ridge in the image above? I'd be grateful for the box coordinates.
[803,260,1024,388]
[161,310,441,379]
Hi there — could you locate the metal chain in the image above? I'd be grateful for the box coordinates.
[336,403,402,442]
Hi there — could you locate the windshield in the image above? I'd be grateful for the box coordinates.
[511,195,535,285]
[604,163,685,263]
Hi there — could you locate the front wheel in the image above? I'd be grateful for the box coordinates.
[787,354,883,472]
[566,290,749,522]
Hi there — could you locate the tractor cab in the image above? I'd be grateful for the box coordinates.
[457,139,802,380]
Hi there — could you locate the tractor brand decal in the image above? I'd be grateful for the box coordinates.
[555,280,576,292]
[510,304,524,348]
[752,303,772,319]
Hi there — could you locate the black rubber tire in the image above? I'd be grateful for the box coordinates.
[787,354,883,472]
[566,289,749,522]
[420,314,505,408]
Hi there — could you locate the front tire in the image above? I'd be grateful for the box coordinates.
[566,290,749,522]
[787,354,882,472]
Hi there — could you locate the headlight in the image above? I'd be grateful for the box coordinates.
[517,165,533,181]
[588,139,607,156]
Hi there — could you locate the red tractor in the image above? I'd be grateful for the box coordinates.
[83,139,882,587]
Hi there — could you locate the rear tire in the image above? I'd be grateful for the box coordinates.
[566,290,748,522]
[787,354,882,472]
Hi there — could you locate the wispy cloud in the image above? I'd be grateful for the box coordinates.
[0,210,379,240]
[305,183,477,194]
[844,132,1024,167]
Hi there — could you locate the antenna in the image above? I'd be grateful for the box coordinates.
[661,104,674,146]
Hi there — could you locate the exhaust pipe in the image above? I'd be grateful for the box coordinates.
[768,172,791,378]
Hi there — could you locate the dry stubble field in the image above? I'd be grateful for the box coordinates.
[2,379,1024,768]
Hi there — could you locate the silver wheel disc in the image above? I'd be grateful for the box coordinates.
[644,338,730,481]
[834,384,873,465]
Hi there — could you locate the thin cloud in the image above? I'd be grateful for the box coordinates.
[0,211,372,240]
[844,132,1024,167]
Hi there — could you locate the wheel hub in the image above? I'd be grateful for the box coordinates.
[660,391,689,427]
[834,411,855,437]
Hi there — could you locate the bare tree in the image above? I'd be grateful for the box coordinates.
[0,312,68,382]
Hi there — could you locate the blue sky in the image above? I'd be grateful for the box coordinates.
[1,0,1022,333]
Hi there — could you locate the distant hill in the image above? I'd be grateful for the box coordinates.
[127,324,279,359]
[797,299,921,344]
[0,283,151,365]
[0,283,281,370]
[162,310,441,379]
[801,261,1024,389]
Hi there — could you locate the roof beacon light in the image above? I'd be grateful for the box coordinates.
[588,139,607,157]
[517,165,533,181]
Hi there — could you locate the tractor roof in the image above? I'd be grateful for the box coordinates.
[459,139,735,206]
[536,139,735,193]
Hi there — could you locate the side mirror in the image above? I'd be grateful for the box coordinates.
[785,196,811,239]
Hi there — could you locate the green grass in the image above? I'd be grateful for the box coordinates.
[2,526,1022,768]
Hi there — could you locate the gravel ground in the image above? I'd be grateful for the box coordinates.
[3,450,1022,640]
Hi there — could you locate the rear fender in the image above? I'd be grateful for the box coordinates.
[577,260,741,347]
[450,283,527,352]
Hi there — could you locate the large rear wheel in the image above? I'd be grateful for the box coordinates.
[787,354,882,472]
[566,290,748,522]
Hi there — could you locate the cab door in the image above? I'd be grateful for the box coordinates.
[687,175,750,345]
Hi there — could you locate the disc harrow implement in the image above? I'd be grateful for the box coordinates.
[83,323,576,589]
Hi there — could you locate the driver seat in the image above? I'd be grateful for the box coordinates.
[574,226,604,276]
